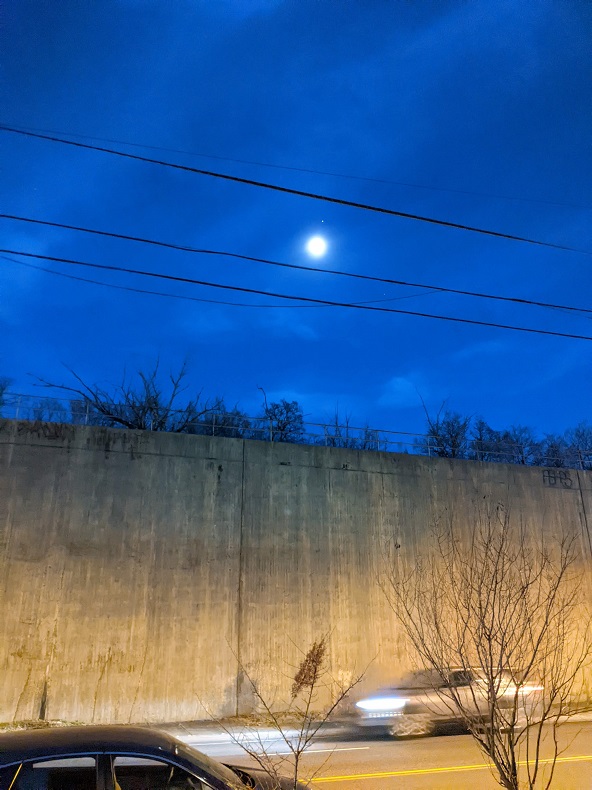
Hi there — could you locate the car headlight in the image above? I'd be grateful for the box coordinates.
[356,696,408,712]
[499,683,544,696]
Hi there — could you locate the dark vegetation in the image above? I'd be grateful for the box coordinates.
[1,366,591,468]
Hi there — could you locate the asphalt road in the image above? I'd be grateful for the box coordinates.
[183,722,592,788]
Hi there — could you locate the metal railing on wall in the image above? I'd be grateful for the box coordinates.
[1,392,422,453]
[1,392,591,471]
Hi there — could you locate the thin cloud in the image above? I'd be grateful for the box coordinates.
[378,376,425,409]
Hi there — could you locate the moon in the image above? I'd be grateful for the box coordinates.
[305,235,328,258]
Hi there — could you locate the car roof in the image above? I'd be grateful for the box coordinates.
[0,726,313,790]
[0,726,252,789]
[0,725,316,789]
[0,725,182,765]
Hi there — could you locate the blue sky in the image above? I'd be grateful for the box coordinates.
[1,0,591,440]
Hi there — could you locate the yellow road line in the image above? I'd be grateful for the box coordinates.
[310,754,592,783]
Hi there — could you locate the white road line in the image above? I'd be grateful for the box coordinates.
[269,747,371,756]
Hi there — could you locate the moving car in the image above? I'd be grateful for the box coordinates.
[355,668,542,738]
[0,725,309,789]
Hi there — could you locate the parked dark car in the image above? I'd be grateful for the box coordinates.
[0,725,309,789]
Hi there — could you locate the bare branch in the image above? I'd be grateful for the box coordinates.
[34,363,219,433]
[205,637,366,789]
[382,504,592,790]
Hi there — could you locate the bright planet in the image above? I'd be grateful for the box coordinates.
[305,235,328,258]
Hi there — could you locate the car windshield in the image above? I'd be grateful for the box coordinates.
[389,670,444,690]
[174,740,247,788]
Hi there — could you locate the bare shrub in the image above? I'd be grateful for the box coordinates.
[37,362,219,432]
[210,637,364,789]
[382,503,592,790]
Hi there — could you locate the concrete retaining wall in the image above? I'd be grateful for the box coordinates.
[1,420,591,723]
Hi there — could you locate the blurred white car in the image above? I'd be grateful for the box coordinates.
[355,668,542,738]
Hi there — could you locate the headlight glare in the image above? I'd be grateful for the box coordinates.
[356,696,408,712]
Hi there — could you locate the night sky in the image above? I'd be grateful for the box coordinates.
[1,0,591,441]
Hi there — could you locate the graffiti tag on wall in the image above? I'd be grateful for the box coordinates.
[542,470,574,489]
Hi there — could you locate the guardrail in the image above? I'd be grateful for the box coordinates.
[0,392,424,454]
[1,392,590,470]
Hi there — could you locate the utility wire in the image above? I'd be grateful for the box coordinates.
[2,254,435,309]
[2,248,592,341]
[1,125,589,256]
[5,123,588,211]
[0,255,275,308]
[3,213,591,317]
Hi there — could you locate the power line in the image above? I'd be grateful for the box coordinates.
[3,213,591,317]
[2,254,435,309]
[0,255,277,308]
[1,125,589,256]
[2,248,592,341]
[6,123,588,211]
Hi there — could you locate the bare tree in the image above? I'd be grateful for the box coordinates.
[420,402,471,458]
[470,421,541,466]
[319,410,382,451]
[383,504,591,790]
[30,397,68,423]
[535,434,569,469]
[191,403,251,439]
[564,422,592,470]
[321,409,359,449]
[358,425,382,452]
[0,377,10,415]
[211,637,364,789]
[499,426,541,466]
[470,417,499,462]
[37,362,219,432]
[258,389,305,443]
